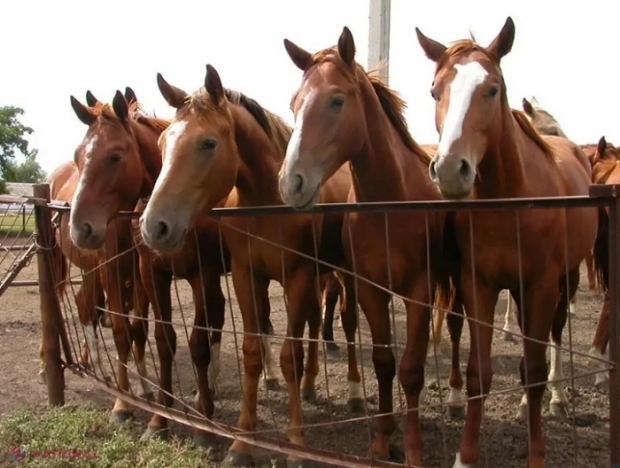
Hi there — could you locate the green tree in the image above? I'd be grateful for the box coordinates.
[0,106,35,193]
[5,150,46,183]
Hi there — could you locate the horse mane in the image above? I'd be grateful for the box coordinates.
[309,47,431,163]
[439,39,555,161]
[89,101,170,132]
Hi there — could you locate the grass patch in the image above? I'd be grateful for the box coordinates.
[0,406,208,468]
[0,212,35,235]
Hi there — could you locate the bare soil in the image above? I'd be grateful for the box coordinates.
[0,254,612,468]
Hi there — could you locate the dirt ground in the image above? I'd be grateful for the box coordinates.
[0,241,613,468]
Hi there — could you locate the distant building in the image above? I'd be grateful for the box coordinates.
[1,183,34,213]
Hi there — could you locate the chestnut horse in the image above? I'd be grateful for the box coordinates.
[416,17,598,467]
[140,65,361,467]
[589,136,620,389]
[279,27,463,465]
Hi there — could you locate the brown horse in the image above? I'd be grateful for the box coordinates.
[140,65,361,467]
[416,17,598,467]
[589,136,619,389]
[279,27,463,465]
[66,89,276,444]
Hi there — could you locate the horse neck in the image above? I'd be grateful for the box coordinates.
[129,120,163,200]
[230,106,285,206]
[348,80,416,202]
[475,101,527,199]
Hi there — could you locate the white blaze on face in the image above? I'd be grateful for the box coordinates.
[436,61,488,159]
[151,120,188,195]
[282,90,315,176]
[71,135,98,209]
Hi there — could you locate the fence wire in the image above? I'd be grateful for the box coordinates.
[39,196,617,468]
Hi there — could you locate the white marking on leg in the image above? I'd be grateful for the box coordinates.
[548,339,568,407]
[207,342,221,393]
[517,392,528,420]
[589,347,609,388]
[419,385,427,408]
[569,299,576,316]
[436,62,488,160]
[262,335,278,382]
[503,291,514,336]
[452,452,474,468]
[447,386,464,409]
[135,358,152,398]
[348,380,364,402]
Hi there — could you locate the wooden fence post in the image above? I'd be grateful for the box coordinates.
[33,183,65,406]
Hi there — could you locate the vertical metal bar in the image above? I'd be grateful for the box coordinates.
[608,191,620,465]
[367,0,391,83]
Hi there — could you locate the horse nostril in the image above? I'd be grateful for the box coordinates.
[429,161,438,180]
[156,221,169,239]
[459,159,471,178]
[83,222,93,238]
[293,174,305,194]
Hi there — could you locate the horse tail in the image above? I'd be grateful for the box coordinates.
[593,206,609,293]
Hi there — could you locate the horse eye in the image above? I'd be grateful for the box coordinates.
[488,86,499,97]
[331,96,345,108]
[109,154,121,164]
[202,139,218,151]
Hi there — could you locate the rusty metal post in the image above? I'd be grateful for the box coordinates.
[607,186,620,464]
[33,183,65,406]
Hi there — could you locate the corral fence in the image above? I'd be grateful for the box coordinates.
[30,182,620,467]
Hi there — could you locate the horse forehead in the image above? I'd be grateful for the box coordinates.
[448,61,489,93]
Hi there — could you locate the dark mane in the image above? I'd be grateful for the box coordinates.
[308,47,431,163]
[440,40,555,161]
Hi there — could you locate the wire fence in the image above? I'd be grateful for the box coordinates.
[32,183,619,468]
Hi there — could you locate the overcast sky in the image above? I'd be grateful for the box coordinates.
[1,0,617,174]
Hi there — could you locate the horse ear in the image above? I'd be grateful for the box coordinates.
[337,26,356,66]
[522,98,535,116]
[487,17,515,61]
[124,87,138,105]
[205,64,225,106]
[85,90,100,107]
[530,96,540,107]
[283,38,312,71]
[597,136,607,156]
[415,27,447,63]
[70,96,96,126]
[156,73,188,109]
[112,90,130,123]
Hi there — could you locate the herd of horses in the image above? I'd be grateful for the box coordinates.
[36,17,616,468]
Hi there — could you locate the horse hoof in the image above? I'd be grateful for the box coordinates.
[140,426,169,442]
[109,411,133,425]
[373,444,405,463]
[502,331,516,342]
[325,343,341,359]
[516,404,528,422]
[264,378,280,392]
[550,402,569,418]
[447,405,466,420]
[347,398,366,413]
[38,371,47,385]
[101,313,113,328]
[137,389,154,400]
[301,388,317,403]
[193,430,218,451]
[226,450,255,467]
[595,377,609,391]
[286,458,315,468]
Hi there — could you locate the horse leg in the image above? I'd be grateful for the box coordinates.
[399,277,433,466]
[589,292,610,389]
[279,267,321,467]
[141,260,175,440]
[129,269,153,400]
[585,251,598,296]
[517,280,560,468]
[321,273,341,358]
[226,264,269,467]
[339,272,364,413]
[261,290,280,391]
[189,267,224,450]
[78,272,109,381]
[300,279,321,404]
[357,282,398,462]
[453,271,499,467]
[446,280,465,420]
[502,289,517,342]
